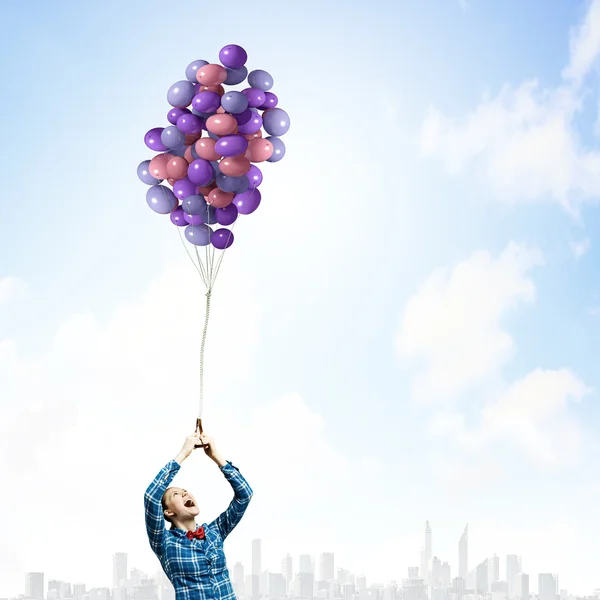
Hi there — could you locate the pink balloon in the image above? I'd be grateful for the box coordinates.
[184,145,195,163]
[196,64,227,86]
[201,84,225,97]
[197,183,217,196]
[166,156,189,181]
[206,114,237,136]
[185,133,202,145]
[220,155,251,177]
[195,137,222,161]
[207,188,234,208]
[149,153,173,179]
[217,106,226,114]
[245,138,273,163]
[167,177,176,186]
[243,130,263,140]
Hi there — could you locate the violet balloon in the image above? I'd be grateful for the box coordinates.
[186,59,209,83]
[146,185,178,214]
[184,213,203,225]
[167,80,196,108]
[224,66,248,85]
[168,107,191,125]
[170,206,188,226]
[234,188,261,215]
[216,203,238,226]
[246,165,263,188]
[211,228,234,249]
[242,88,266,108]
[185,223,212,246]
[258,92,278,110]
[144,128,168,152]
[173,177,197,199]
[192,91,221,114]
[188,159,214,186]
[233,108,253,126]
[237,112,262,135]
[219,44,248,69]
[215,134,248,157]
[176,113,204,134]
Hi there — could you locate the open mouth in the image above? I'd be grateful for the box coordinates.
[184,499,195,508]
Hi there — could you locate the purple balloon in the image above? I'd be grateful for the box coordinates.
[184,213,203,225]
[219,44,248,69]
[188,159,214,186]
[246,165,263,188]
[182,194,206,215]
[234,188,261,215]
[216,204,238,226]
[192,91,221,114]
[170,206,188,226]
[212,228,234,249]
[233,108,253,126]
[248,69,274,91]
[137,160,162,185]
[266,136,286,162]
[224,66,248,85]
[258,92,278,110]
[167,80,196,108]
[237,113,263,135]
[146,185,178,214]
[242,88,266,108]
[161,126,186,149]
[263,108,290,136]
[168,107,191,125]
[173,177,197,200]
[221,91,249,115]
[215,134,248,158]
[186,59,209,83]
[176,113,204,134]
[144,128,168,152]
[184,224,212,246]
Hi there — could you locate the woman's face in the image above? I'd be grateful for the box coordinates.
[163,487,200,520]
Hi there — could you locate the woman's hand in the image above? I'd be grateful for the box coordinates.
[198,433,226,466]
[176,431,202,463]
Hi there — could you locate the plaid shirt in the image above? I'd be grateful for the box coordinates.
[144,459,253,600]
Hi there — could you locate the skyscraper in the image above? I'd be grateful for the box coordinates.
[233,562,244,600]
[506,555,521,598]
[458,525,468,579]
[25,573,44,600]
[281,554,293,591]
[538,574,557,600]
[319,554,334,581]
[515,573,529,600]
[488,555,499,585]
[425,521,432,582]
[252,539,261,600]
[113,553,128,589]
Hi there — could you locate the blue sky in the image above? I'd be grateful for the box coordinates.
[1,0,600,596]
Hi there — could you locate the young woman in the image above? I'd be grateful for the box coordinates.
[144,430,253,600]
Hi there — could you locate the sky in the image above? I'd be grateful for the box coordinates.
[1,0,600,596]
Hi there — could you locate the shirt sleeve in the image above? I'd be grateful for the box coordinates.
[210,461,253,540]
[143,459,181,557]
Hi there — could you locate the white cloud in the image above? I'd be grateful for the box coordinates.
[420,0,600,209]
[397,242,590,471]
[0,276,25,305]
[569,237,590,258]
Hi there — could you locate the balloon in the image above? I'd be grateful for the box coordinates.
[167,80,196,108]
[207,188,234,208]
[237,112,263,135]
[216,203,238,226]
[168,107,191,125]
[185,132,203,145]
[197,64,227,86]
[258,92,278,110]
[263,108,290,136]
[266,136,286,162]
[144,128,168,152]
[221,91,249,115]
[167,177,176,186]
[161,126,186,149]
[170,206,188,226]
[137,160,162,185]
[248,70,274,91]
[200,203,217,225]
[185,224,212,246]
[233,108,253,126]
[166,156,189,181]
[186,59,209,83]
[192,91,221,114]
[146,185,178,214]
[200,84,225,97]
[219,45,248,69]
[242,130,263,140]
[234,188,261,215]
[182,194,207,215]
[197,183,217,196]
[246,165,263,188]
[215,134,248,158]
[220,155,251,177]
[177,114,204,134]
[184,213,204,225]
[206,114,237,136]
[191,144,201,160]
[208,131,220,141]
[195,137,222,161]
[242,88,266,108]
[224,66,248,85]
[245,138,273,162]
[184,145,195,163]
[188,159,215,186]
[173,177,197,199]
[216,172,249,194]
[212,228,234,249]
[149,154,172,179]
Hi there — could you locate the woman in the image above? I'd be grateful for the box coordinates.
[144,430,253,600]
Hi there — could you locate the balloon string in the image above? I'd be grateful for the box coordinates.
[198,289,212,419]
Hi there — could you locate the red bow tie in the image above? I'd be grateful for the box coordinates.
[186,526,205,540]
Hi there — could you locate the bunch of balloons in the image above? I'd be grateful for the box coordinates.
[137,44,290,250]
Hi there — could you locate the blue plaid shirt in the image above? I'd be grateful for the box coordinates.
[144,459,253,600]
